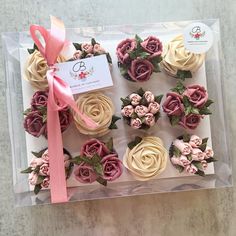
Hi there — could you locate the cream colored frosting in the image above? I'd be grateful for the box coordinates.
[161,35,205,77]
[123,136,168,181]
[24,50,65,90]
[73,92,115,137]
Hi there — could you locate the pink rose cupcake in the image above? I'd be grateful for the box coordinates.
[73,138,123,186]
[21,148,73,195]
[116,35,163,82]
[162,81,213,130]
[72,38,112,65]
[169,134,216,176]
[121,88,163,129]
[23,90,72,138]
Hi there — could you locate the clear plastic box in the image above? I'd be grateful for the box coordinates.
[2,19,232,206]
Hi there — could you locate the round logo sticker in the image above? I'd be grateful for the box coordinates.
[183,22,213,54]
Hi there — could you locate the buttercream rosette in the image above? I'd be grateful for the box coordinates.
[123,136,168,180]
[162,81,213,129]
[116,35,163,82]
[169,134,216,176]
[23,90,72,138]
[72,138,123,185]
[21,148,73,194]
[161,35,205,79]
[24,45,65,90]
[71,38,112,66]
[73,92,120,137]
[121,88,163,129]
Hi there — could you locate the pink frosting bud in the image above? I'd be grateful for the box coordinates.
[144,113,155,126]
[73,50,83,60]
[135,105,149,117]
[173,139,192,155]
[93,43,106,54]
[143,91,155,103]
[29,158,45,169]
[129,93,142,106]
[185,164,198,174]
[148,102,160,114]
[204,146,214,159]
[41,177,50,188]
[81,43,93,54]
[28,172,38,185]
[192,148,206,161]
[171,155,191,167]
[130,118,142,129]
[121,105,134,117]
[201,160,208,170]
[39,163,50,176]
[41,149,49,162]
[189,135,202,147]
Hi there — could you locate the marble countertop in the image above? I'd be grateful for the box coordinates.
[0,0,235,235]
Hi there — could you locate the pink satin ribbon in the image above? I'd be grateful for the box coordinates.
[30,16,96,203]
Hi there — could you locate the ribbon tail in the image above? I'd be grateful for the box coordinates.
[52,74,98,129]
[69,102,97,129]
[47,107,68,203]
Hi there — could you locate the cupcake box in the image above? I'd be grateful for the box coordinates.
[2,19,231,206]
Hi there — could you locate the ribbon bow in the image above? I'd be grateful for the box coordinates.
[30,16,97,203]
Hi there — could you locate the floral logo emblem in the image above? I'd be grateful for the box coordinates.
[189,26,205,40]
[70,61,94,80]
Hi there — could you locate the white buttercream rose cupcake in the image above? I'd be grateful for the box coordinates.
[123,136,168,180]
[73,92,119,137]
[24,50,65,90]
[161,35,205,79]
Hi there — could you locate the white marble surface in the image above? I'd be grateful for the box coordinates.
[0,0,236,235]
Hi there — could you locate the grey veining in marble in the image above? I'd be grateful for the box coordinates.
[0,0,236,235]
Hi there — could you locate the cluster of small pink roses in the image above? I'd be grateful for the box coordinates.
[121,88,162,129]
[23,90,72,138]
[116,35,163,82]
[163,81,213,129]
[21,149,72,194]
[72,38,112,64]
[73,138,123,185]
[170,134,216,176]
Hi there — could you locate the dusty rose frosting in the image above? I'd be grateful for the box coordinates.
[24,50,65,90]
[161,35,205,77]
[73,92,115,137]
[123,136,167,181]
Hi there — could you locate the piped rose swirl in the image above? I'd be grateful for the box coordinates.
[73,92,119,137]
[24,49,65,90]
[123,136,168,181]
[161,35,205,79]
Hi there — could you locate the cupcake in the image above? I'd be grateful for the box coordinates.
[162,81,213,129]
[23,90,72,138]
[73,92,120,137]
[169,134,216,176]
[123,136,168,180]
[72,38,112,66]
[121,88,163,129]
[24,49,65,90]
[161,35,205,79]
[116,35,163,82]
[73,138,123,185]
[21,148,73,194]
